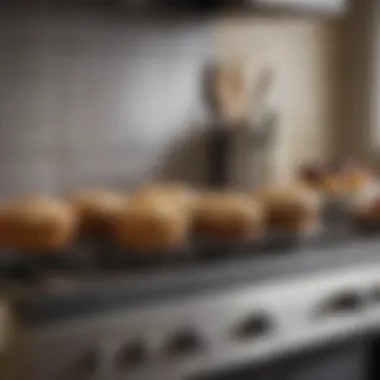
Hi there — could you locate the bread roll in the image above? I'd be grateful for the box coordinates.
[193,193,264,240]
[257,185,320,232]
[112,195,189,251]
[70,189,127,234]
[0,195,77,252]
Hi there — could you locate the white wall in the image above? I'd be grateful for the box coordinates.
[0,9,341,196]
[0,11,212,196]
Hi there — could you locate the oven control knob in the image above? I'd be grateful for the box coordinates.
[317,291,364,317]
[234,314,273,340]
[164,329,203,357]
[116,341,146,370]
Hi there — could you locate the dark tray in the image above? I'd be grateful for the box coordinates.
[92,239,195,270]
[0,224,364,277]
[88,230,305,270]
[0,241,96,282]
[90,225,356,270]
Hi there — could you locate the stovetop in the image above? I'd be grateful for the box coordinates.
[6,232,380,326]
[13,241,380,380]
[4,232,380,380]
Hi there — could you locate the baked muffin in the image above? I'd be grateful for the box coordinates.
[299,164,328,189]
[112,195,189,251]
[70,189,127,235]
[257,185,321,234]
[350,184,380,231]
[321,174,346,195]
[322,159,375,194]
[0,195,77,252]
[132,183,198,215]
[341,168,375,193]
[193,193,264,240]
[320,166,376,221]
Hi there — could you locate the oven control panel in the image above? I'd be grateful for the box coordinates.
[17,266,380,380]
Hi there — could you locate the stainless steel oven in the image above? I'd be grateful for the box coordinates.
[192,338,371,380]
[3,242,380,380]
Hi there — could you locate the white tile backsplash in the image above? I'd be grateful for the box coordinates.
[0,11,338,194]
[0,11,211,196]
[0,152,58,197]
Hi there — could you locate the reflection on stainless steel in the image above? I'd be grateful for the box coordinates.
[1,255,380,380]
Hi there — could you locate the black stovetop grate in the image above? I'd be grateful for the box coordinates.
[0,224,363,283]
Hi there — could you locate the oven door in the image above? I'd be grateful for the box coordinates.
[191,337,370,380]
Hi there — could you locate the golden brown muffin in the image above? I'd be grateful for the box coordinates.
[132,183,198,215]
[0,195,77,252]
[112,195,189,251]
[70,189,127,235]
[341,169,375,192]
[321,174,347,195]
[322,167,375,196]
[193,193,264,240]
[257,185,321,233]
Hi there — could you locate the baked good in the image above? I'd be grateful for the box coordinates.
[112,195,189,251]
[352,206,377,232]
[322,159,375,194]
[351,184,380,231]
[321,174,347,195]
[132,183,198,214]
[341,168,374,192]
[193,193,264,240]
[70,189,127,235]
[257,185,321,233]
[299,164,328,189]
[0,195,77,252]
[352,198,380,231]
[322,172,371,195]
[300,159,376,195]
